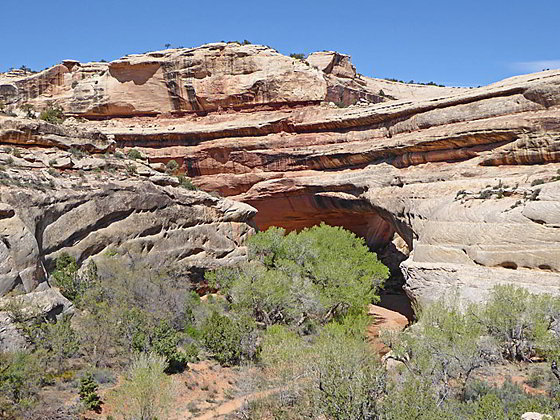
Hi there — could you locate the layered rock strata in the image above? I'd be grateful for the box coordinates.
[0,119,256,296]
[1,43,559,306]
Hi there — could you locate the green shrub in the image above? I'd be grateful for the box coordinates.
[166,159,179,174]
[255,316,387,420]
[384,296,500,401]
[126,148,143,160]
[470,393,506,420]
[79,373,102,411]
[201,312,241,365]
[177,175,198,190]
[110,352,173,420]
[290,53,305,60]
[69,147,87,159]
[39,105,65,124]
[150,321,194,373]
[0,352,44,414]
[50,253,97,304]
[479,285,557,361]
[36,315,79,365]
[311,325,386,420]
[201,312,255,366]
[76,259,201,367]
[382,376,449,420]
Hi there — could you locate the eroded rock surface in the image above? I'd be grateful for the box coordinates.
[0,119,256,297]
[1,44,560,306]
[0,288,73,352]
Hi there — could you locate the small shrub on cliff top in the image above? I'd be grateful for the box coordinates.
[20,103,35,118]
[290,53,305,60]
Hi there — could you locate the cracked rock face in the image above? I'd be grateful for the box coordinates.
[1,44,560,306]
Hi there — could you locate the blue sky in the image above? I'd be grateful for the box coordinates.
[2,0,558,87]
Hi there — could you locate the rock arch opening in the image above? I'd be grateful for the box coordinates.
[245,190,415,320]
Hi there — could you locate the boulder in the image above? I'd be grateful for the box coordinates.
[521,413,552,420]
[0,288,73,352]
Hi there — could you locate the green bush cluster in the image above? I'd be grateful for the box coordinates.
[200,311,256,366]
[39,105,65,124]
[208,224,388,330]
[177,174,198,190]
[74,259,201,371]
[242,285,560,420]
[7,223,560,419]
[126,148,143,160]
[0,352,45,417]
[78,372,101,411]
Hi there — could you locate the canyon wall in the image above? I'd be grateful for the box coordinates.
[1,42,559,306]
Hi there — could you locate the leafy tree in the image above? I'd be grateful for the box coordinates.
[309,322,386,420]
[208,224,388,328]
[383,296,500,402]
[36,315,79,366]
[476,285,560,362]
[254,314,386,419]
[0,352,44,416]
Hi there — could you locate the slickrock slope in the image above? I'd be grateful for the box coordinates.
[1,42,559,306]
[0,43,464,117]
[0,118,256,297]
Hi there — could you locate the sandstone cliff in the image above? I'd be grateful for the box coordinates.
[0,118,256,296]
[1,42,559,307]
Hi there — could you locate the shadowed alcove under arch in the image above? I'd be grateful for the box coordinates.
[245,189,415,320]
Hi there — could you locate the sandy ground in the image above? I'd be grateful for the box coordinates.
[367,304,409,355]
